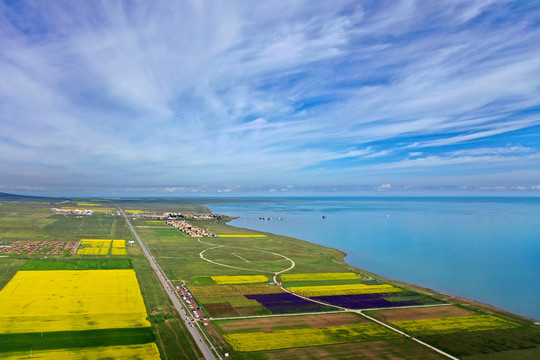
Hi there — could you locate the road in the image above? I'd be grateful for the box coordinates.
[118,207,217,360]
[199,237,456,360]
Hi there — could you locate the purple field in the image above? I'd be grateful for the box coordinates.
[245,293,334,314]
[312,292,445,309]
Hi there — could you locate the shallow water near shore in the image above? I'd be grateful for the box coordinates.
[208,197,540,321]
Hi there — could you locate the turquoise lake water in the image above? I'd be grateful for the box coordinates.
[208,197,540,321]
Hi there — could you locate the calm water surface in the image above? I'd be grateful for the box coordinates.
[208,198,540,321]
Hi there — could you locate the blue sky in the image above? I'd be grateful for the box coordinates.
[1,0,540,196]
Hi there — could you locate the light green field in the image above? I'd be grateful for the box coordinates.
[1,196,539,360]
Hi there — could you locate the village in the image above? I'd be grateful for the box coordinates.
[50,207,95,216]
[166,219,217,237]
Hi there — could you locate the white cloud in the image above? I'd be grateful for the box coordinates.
[0,1,539,193]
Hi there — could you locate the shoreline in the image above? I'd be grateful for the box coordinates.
[205,204,539,324]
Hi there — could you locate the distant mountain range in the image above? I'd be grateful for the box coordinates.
[0,192,62,201]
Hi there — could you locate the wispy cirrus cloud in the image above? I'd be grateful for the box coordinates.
[0,0,539,195]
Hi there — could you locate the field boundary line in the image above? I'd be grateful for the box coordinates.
[361,303,453,311]
[358,310,460,360]
[232,253,250,262]
[195,236,458,359]
[209,309,344,321]
[197,239,294,275]
[275,279,459,360]
[118,206,218,360]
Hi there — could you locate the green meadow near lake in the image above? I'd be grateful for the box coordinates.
[1,195,539,359]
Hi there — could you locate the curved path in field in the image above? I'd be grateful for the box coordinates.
[197,238,295,276]
[119,207,219,360]
[197,238,459,360]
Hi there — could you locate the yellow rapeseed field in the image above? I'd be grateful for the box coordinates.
[212,275,268,284]
[111,248,128,255]
[288,283,402,296]
[112,239,126,248]
[77,247,101,255]
[0,270,150,334]
[77,203,102,207]
[126,210,143,214]
[80,239,112,247]
[391,315,519,335]
[224,323,399,352]
[78,239,113,255]
[282,272,362,282]
[3,343,161,360]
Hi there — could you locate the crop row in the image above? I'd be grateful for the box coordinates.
[112,239,126,248]
[189,283,284,297]
[0,269,150,334]
[282,272,362,282]
[80,239,113,247]
[288,283,402,297]
[313,292,445,309]
[223,323,399,352]
[197,295,260,307]
[391,315,519,335]
[77,247,110,255]
[211,275,268,284]
[244,293,333,314]
[3,342,160,360]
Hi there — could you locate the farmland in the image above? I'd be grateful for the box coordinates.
[1,195,539,359]
[0,269,150,333]
[390,315,519,335]
[223,323,400,351]
[211,275,269,284]
[76,238,127,255]
[121,198,539,359]
[279,272,445,310]
[0,256,160,359]
[0,198,199,360]
[2,343,161,360]
[281,272,363,281]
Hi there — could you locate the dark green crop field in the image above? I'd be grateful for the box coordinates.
[0,327,155,353]
[21,258,133,270]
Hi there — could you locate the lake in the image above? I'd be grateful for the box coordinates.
[208,197,540,321]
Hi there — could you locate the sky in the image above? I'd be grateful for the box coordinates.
[1,0,540,196]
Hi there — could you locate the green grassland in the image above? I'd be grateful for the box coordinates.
[138,217,352,282]
[2,196,539,360]
[0,202,132,246]
[0,205,55,241]
[128,200,539,360]
[43,213,133,241]
[0,259,25,291]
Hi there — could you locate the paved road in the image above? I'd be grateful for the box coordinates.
[118,207,217,360]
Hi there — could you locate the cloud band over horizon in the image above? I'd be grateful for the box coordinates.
[1,0,539,195]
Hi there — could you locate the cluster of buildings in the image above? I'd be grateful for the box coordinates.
[50,208,95,216]
[166,219,217,237]
[131,212,230,221]
[165,212,219,220]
